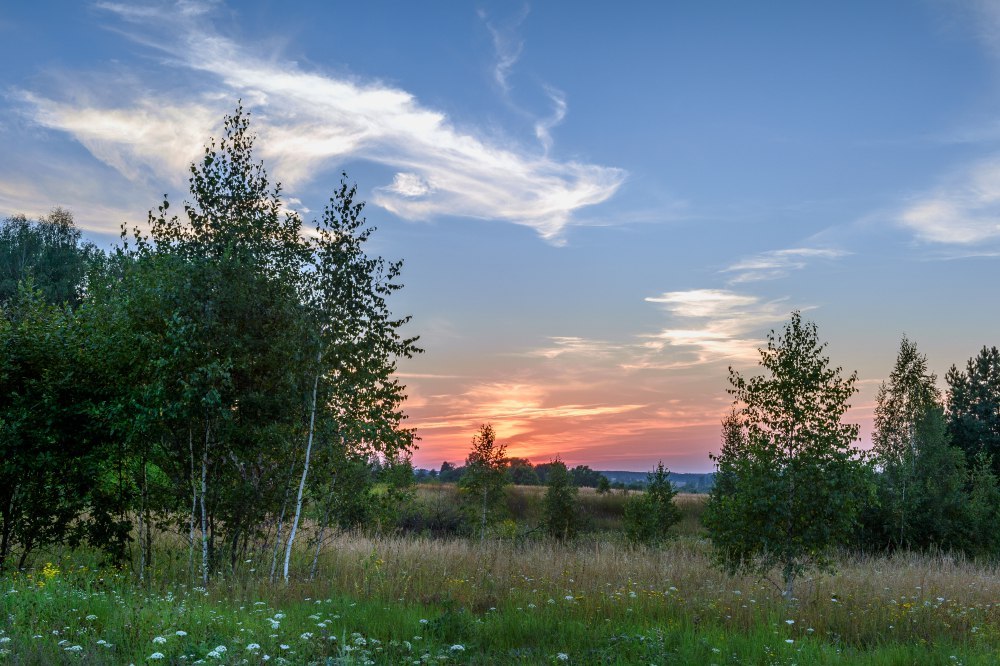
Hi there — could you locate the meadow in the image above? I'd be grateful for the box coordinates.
[2,487,999,665]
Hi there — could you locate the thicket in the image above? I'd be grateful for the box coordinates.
[0,106,420,579]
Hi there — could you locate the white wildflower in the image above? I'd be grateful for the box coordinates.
[64,645,83,652]
[556,653,569,661]
[450,644,465,652]
[246,644,261,651]
[153,636,167,644]
[85,614,98,621]
[299,632,313,640]
[149,653,165,660]
[175,631,187,637]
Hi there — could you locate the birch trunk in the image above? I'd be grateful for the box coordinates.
[200,422,210,587]
[138,454,146,583]
[283,353,322,582]
[269,457,298,582]
[189,428,196,584]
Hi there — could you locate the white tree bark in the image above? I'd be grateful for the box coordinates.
[283,351,323,582]
[200,422,210,587]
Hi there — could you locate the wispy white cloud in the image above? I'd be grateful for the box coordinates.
[898,157,1000,244]
[637,289,794,368]
[723,247,849,283]
[534,86,566,154]
[479,5,569,157]
[526,336,618,359]
[480,5,529,93]
[15,1,624,243]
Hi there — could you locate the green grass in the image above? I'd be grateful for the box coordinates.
[2,494,1000,664]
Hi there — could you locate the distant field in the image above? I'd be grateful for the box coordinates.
[2,491,999,664]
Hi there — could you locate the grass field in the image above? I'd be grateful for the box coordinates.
[2,488,999,664]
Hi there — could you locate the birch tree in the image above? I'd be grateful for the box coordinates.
[704,312,869,601]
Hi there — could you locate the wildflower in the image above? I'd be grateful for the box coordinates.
[0,638,9,644]
[785,639,794,644]
[85,614,98,621]
[153,636,167,644]
[246,644,261,651]
[149,653,165,660]
[450,644,465,652]
[556,653,569,661]
[564,595,574,601]
[175,631,188,637]
[64,645,83,652]
[279,644,290,650]
[273,613,285,620]
[299,633,313,640]
[419,619,428,624]
[213,646,227,654]
[785,620,794,625]
[97,640,109,646]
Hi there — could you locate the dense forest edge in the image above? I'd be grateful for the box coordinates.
[3,105,1000,664]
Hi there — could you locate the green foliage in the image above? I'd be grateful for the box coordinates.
[623,462,681,545]
[595,475,611,494]
[866,338,968,552]
[703,312,869,599]
[946,346,1000,475]
[543,459,578,541]
[965,452,1000,556]
[0,282,127,571]
[0,209,102,307]
[505,457,539,485]
[459,424,509,539]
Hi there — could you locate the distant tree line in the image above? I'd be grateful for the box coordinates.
[418,457,609,488]
[0,107,419,581]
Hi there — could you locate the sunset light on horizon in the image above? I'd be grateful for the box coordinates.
[3,2,998,472]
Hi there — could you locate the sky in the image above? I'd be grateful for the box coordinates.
[2,1,999,472]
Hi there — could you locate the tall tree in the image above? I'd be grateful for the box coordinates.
[0,209,102,307]
[946,346,1000,475]
[703,312,868,601]
[870,336,947,549]
[543,458,578,541]
[459,424,509,540]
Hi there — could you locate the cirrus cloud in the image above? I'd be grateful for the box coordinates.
[15,1,625,243]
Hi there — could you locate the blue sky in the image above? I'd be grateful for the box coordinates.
[2,1,999,471]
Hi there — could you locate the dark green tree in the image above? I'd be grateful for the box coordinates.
[623,461,681,545]
[965,452,1000,557]
[595,475,611,494]
[543,458,578,541]
[459,424,509,540]
[506,457,540,485]
[0,283,118,571]
[0,209,102,307]
[946,346,1000,475]
[703,312,868,601]
[870,336,949,549]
